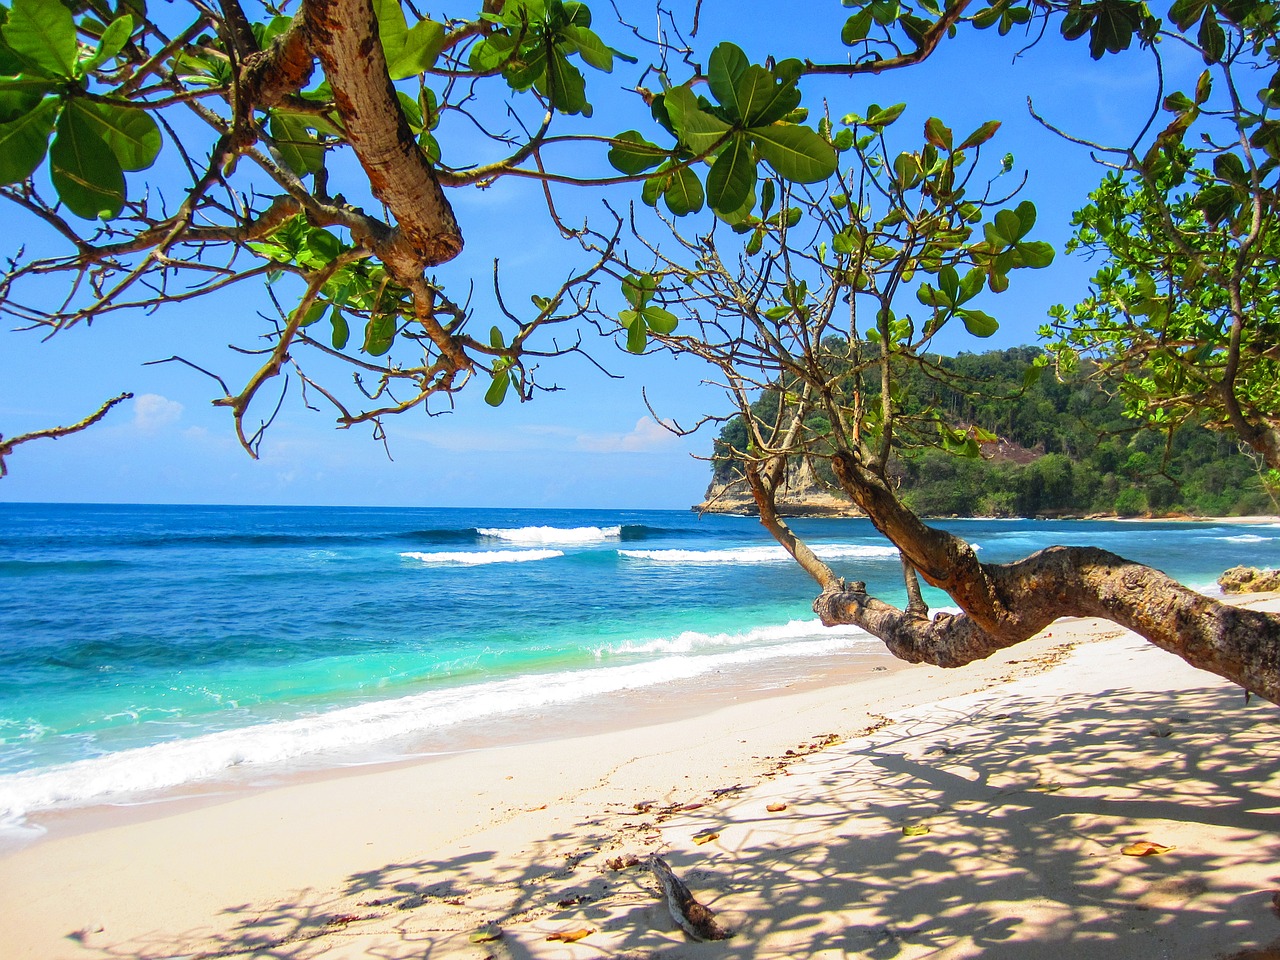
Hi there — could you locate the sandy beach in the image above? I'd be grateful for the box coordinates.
[3,594,1280,960]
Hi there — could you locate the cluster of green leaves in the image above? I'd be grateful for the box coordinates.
[248,216,417,357]
[840,0,948,47]
[607,42,836,220]
[470,0,623,116]
[617,273,678,353]
[1048,169,1280,438]
[1044,0,1280,463]
[818,107,1050,347]
[0,0,159,219]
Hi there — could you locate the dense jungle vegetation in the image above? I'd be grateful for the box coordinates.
[710,346,1276,518]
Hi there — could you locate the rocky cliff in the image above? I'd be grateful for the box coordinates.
[692,460,861,517]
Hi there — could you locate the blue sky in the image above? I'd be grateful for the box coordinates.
[0,1,1196,508]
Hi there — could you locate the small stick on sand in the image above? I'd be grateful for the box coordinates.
[650,854,732,941]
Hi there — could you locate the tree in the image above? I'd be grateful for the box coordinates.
[0,0,1278,702]
[590,1,1280,703]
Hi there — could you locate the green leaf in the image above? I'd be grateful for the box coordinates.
[562,24,612,72]
[269,111,322,176]
[72,100,161,172]
[841,9,873,43]
[485,371,511,406]
[865,102,906,129]
[1014,240,1054,268]
[625,315,647,352]
[706,132,755,215]
[994,208,1023,244]
[608,130,666,175]
[393,18,445,78]
[1168,0,1209,30]
[727,64,799,127]
[3,0,77,77]
[622,273,655,308]
[961,309,998,337]
[1198,8,1225,62]
[750,124,837,183]
[537,50,588,115]
[81,14,133,72]
[893,152,921,189]
[0,94,56,184]
[869,0,901,25]
[760,177,776,218]
[641,305,678,335]
[663,164,705,216]
[331,309,350,350]
[664,86,731,155]
[363,313,396,356]
[50,105,125,219]
[958,119,1001,150]
[300,300,328,327]
[706,41,749,111]
[924,117,952,150]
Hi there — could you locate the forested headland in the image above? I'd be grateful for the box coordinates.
[705,346,1277,519]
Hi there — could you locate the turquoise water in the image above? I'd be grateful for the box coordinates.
[0,502,1276,825]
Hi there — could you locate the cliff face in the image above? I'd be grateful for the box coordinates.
[692,460,861,518]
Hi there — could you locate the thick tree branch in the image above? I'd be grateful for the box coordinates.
[814,545,1280,704]
[305,0,463,273]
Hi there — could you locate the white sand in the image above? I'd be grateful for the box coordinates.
[2,597,1279,959]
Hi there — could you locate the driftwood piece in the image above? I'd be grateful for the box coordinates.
[650,855,732,941]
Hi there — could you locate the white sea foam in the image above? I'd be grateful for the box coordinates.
[0,621,878,825]
[618,543,900,564]
[1218,534,1270,543]
[478,525,622,544]
[601,618,873,656]
[400,549,563,565]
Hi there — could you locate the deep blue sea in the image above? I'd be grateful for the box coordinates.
[0,502,1276,830]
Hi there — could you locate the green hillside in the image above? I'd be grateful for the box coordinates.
[709,346,1276,518]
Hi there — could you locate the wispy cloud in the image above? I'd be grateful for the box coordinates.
[132,393,184,430]
[576,417,678,453]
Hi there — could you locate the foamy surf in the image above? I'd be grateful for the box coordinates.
[0,622,877,825]
[618,543,900,564]
[478,525,622,544]
[400,549,563,565]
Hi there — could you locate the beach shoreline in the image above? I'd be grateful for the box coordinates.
[4,594,1279,959]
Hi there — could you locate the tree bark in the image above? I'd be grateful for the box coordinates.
[303,0,463,273]
[792,449,1280,706]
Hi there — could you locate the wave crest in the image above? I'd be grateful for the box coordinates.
[478,525,622,545]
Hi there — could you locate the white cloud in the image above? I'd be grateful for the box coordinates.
[132,393,184,430]
[576,417,678,453]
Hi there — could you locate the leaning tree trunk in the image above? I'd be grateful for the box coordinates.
[751,448,1280,706]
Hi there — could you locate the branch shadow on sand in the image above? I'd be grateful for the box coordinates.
[93,682,1280,960]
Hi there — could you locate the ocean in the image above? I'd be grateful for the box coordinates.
[0,502,1276,834]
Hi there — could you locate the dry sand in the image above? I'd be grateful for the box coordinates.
[3,596,1280,960]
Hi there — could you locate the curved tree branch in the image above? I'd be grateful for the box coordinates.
[0,393,134,478]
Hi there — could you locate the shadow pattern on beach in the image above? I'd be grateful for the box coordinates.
[83,682,1280,960]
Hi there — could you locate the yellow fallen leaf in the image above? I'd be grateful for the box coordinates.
[902,824,930,837]
[1122,841,1175,856]
[766,803,788,813]
[693,831,720,845]
[469,923,503,943]
[547,928,593,943]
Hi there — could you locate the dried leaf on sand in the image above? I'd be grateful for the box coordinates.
[547,928,593,943]
[1122,840,1175,856]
